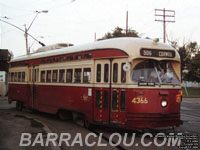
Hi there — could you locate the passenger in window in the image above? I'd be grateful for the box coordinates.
[148,70,158,82]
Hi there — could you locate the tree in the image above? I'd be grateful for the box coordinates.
[185,52,200,82]
[175,41,200,81]
[99,26,139,40]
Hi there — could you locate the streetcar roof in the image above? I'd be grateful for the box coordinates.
[11,37,180,62]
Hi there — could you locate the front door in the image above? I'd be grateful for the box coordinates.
[94,88,109,123]
[93,59,127,125]
[110,89,126,124]
[93,60,110,124]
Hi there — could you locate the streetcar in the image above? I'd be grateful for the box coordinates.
[8,37,183,129]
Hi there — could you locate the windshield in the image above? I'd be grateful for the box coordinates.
[131,59,180,85]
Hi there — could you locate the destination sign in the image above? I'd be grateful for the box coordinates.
[140,49,175,58]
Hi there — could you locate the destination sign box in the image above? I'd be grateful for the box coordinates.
[140,49,175,58]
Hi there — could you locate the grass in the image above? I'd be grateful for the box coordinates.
[182,87,200,98]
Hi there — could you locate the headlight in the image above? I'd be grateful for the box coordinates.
[161,100,167,107]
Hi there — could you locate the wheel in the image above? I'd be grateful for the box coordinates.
[16,101,23,111]
[84,117,91,129]
[57,110,72,121]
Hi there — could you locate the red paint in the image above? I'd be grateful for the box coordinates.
[10,49,128,67]
[8,83,182,129]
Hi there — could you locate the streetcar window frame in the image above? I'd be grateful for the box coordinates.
[11,72,14,82]
[96,90,101,109]
[60,56,65,62]
[74,68,82,83]
[46,70,52,83]
[66,69,73,83]
[18,72,21,82]
[75,55,82,60]
[41,60,46,64]
[83,68,91,83]
[121,63,126,83]
[14,72,17,82]
[22,72,25,82]
[47,59,52,63]
[59,69,65,83]
[104,64,109,83]
[113,63,118,83]
[67,56,73,61]
[96,64,101,82]
[84,53,92,59]
[112,90,118,111]
[53,58,58,62]
[41,71,46,83]
[120,91,126,111]
[52,70,58,83]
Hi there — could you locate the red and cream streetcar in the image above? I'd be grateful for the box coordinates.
[8,37,183,129]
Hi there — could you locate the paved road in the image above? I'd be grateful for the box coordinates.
[0,97,199,150]
[180,98,200,136]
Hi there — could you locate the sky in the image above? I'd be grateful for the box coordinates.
[0,0,200,57]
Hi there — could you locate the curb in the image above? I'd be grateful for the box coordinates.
[17,113,61,150]
[33,118,61,150]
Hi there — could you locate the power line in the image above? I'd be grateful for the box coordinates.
[0,19,45,47]
[155,8,175,43]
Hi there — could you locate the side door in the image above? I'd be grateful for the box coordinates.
[93,60,110,124]
[110,62,127,125]
[29,66,39,110]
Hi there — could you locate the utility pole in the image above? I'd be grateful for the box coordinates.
[155,8,175,43]
[126,11,128,35]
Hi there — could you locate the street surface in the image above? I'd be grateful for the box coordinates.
[0,96,199,150]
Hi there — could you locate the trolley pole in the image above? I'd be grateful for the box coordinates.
[25,10,48,55]
[126,11,128,35]
[24,25,29,55]
[155,8,175,43]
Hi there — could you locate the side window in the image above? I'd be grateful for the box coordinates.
[104,64,109,82]
[14,72,17,82]
[59,69,65,83]
[67,56,73,61]
[52,70,58,83]
[96,64,101,82]
[83,68,91,83]
[11,72,14,82]
[120,91,126,111]
[46,70,51,83]
[18,72,21,82]
[96,90,100,108]
[121,63,126,83]
[112,90,117,110]
[113,63,118,83]
[66,69,73,83]
[22,72,25,82]
[75,55,82,60]
[74,68,82,83]
[103,91,108,109]
[41,71,45,82]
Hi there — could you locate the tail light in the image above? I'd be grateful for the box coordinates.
[176,90,183,103]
